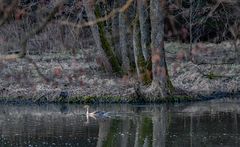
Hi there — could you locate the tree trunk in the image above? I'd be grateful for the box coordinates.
[119,0,130,74]
[133,20,141,78]
[133,19,151,84]
[111,1,121,62]
[149,0,173,98]
[83,0,122,74]
[137,0,151,61]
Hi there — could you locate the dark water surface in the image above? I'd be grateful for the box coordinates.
[1,98,240,147]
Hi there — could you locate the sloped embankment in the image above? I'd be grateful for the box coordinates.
[168,42,240,98]
[0,42,240,103]
[0,48,136,103]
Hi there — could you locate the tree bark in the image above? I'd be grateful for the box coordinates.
[133,19,151,84]
[133,20,141,78]
[83,0,122,74]
[111,1,121,61]
[119,0,130,73]
[149,0,173,98]
[137,0,151,61]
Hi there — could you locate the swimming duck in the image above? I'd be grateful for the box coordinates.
[84,105,109,118]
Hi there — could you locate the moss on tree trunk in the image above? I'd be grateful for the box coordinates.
[94,4,122,74]
[133,18,152,85]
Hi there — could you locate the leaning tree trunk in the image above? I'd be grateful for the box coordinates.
[148,0,173,99]
[83,0,122,74]
[119,0,130,74]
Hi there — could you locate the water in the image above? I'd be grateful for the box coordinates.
[1,99,240,147]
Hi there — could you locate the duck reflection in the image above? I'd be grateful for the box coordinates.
[60,104,68,114]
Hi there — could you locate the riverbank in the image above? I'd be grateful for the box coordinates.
[0,42,240,103]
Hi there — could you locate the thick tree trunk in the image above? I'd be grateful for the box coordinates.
[83,0,122,74]
[137,0,151,61]
[149,0,173,98]
[119,0,130,73]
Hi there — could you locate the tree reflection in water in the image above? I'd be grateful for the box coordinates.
[0,99,240,146]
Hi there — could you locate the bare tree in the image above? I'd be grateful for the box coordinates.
[83,0,122,74]
[148,0,173,98]
[133,17,151,84]
[83,0,112,72]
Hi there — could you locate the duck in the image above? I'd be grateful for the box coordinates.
[84,105,110,118]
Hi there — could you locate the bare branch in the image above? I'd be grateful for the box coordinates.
[58,0,134,29]
[19,0,66,58]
